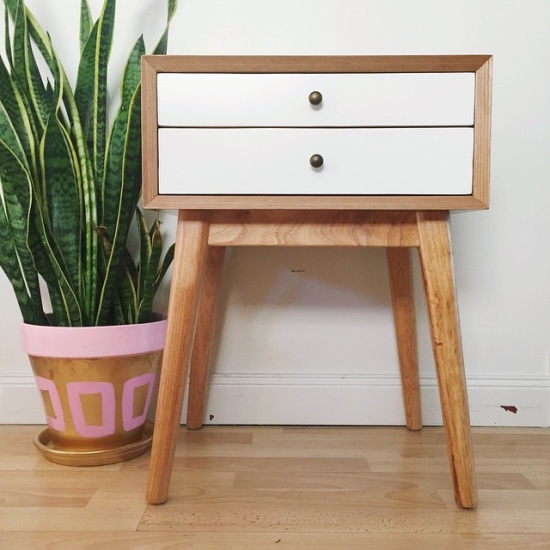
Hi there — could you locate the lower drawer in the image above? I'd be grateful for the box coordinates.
[158,128,474,196]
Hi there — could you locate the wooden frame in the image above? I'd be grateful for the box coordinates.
[141,55,492,210]
[146,209,478,509]
[142,55,492,510]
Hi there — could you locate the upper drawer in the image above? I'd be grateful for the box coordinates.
[156,72,475,128]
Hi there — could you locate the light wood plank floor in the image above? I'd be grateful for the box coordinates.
[1,425,549,549]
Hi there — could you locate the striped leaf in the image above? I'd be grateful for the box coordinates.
[74,0,115,188]
[154,242,175,293]
[11,2,99,312]
[136,208,152,305]
[136,214,164,324]
[0,196,33,323]
[95,85,141,325]
[0,87,83,325]
[153,0,179,55]
[26,189,84,325]
[3,2,12,66]
[116,246,139,324]
[0,96,26,167]
[0,137,47,324]
[22,20,99,321]
[0,54,40,185]
[79,0,93,54]
[7,0,49,130]
[120,36,145,109]
[41,107,82,302]
[101,36,144,225]
[0,0,177,326]
[0,174,46,324]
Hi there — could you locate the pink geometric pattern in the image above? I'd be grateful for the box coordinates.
[34,375,66,431]
[66,381,116,438]
[122,373,157,431]
[34,374,157,438]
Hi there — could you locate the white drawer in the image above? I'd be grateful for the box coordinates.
[158,128,474,196]
[157,73,475,128]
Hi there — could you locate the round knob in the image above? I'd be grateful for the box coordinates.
[308,91,323,105]
[309,154,324,168]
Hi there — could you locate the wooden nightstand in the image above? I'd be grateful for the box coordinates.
[141,55,492,509]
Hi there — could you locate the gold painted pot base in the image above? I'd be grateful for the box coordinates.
[33,422,154,466]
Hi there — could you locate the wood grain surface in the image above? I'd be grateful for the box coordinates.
[1,425,549,549]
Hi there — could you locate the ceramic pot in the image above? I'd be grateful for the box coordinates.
[20,318,166,466]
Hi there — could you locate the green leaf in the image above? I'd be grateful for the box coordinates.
[8,0,49,129]
[22,21,99,322]
[29,217,84,327]
[153,0,179,55]
[154,241,175,292]
[9,1,98,296]
[120,36,145,109]
[74,0,115,187]
[97,228,138,325]
[0,204,38,324]
[115,246,139,323]
[137,216,163,323]
[0,181,46,325]
[12,2,57,75]
[96,86,141,325]
[0,207,44,324]
[79,0,93,54]
[0,111,83,326]
[1,0,177,327]
[0,95,27,166]
[3,1,13,66]
[0,139,46,324]
[133,210,174,323]
[41,110,82,298]
[32,222,84,325]
[0,56,40,183]
[135,208,151,299]
[41,28,98,322]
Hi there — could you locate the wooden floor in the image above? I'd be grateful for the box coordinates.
[1,425,550,549]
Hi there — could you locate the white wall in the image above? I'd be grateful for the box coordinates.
[1,0,549,426]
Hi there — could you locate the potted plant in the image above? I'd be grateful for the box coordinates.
[0,0,178,465]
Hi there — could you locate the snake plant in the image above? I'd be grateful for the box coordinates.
[0,0,177,326]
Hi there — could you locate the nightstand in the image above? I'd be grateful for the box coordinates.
[141,55,492,509]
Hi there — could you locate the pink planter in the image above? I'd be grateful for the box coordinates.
[21,318,167,466]
[21,318,167,358]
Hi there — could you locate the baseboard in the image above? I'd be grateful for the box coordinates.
[2,372,549,427]
[192,373,550,427]
[0,373,47,424]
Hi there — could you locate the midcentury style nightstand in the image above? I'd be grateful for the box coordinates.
[141,55,492,509]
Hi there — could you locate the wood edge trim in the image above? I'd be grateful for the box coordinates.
[140,54,493,73]
[207,210,420,247]
[141,54,493,211]
[141,195,490,211]
[142,58,160,206]
[472,57,493,209]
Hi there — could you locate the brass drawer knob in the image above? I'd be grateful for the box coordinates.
[309,154,324,168]
[308,91,323,105]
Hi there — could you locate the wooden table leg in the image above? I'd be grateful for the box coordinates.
[416,211,477,509]
[186,246,226,430]
[146,211,210,505]
[386,247,422,431]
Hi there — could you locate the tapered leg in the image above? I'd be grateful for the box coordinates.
[147,211,210,505]
[386,247,422,431]
[416,211,477,509]
[186,246,226,430]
